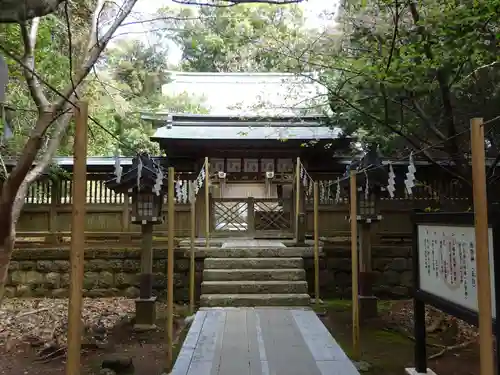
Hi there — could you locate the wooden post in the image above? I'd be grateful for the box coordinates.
[135,221,156,329]
[189,181,196,315]
[295,157,300,241]
[48,181,59,243]
[66,101,88,375]
[122,195,130,232]
[471,117,495,375]
[166,167,175,371]
[247,197,255,236]
[358,221,377,320]
[313,181,320,307]
[204,157,210,248]
[350,171,360,361]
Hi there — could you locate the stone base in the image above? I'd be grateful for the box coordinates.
[359,295,378,321]
[134,296,157,330]
[405,367,438,375]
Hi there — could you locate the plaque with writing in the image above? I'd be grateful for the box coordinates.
[244,158,259,172]
[277,158,293,173]
[226,158,241,172]
[261,158,275,172]
[211,158,225,172]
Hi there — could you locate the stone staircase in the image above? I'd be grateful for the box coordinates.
[200,247,311,307]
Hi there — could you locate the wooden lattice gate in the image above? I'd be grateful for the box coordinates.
[212,197,292,237]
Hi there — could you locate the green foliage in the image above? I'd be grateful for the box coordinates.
[167,4,319,72]
[86,39,208,156]
[0,13,208,158]
[320,0,500,179]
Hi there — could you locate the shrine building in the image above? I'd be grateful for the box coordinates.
[141,112,352,238]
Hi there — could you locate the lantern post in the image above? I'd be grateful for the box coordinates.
[346,146,385,321]
[106,152,166,330]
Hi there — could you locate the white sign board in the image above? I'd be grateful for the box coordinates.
[417,225,496,318]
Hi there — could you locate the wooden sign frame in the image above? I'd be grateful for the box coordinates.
[411,211,500,374]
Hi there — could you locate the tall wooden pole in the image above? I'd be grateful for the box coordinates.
[204,157,210,248]
[66,101,88,375]
[471,117,495,375]
[350,171,360,361]
[166,167,175,371]
[295,157,300,240]
[313,181,319,307]
[313,181,320,308]
[189,181,196,315]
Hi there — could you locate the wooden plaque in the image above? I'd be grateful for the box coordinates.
[211,158,225,172]
[226,158,241,172]
[261,158,275,172]
[277,158,293,173]
[244,158,259,172]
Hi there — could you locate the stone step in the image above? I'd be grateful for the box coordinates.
[203,269,305,282]
[198,247,314,258]
[200,293,311,307]
[204,257,303,269]
[201,280,309,294]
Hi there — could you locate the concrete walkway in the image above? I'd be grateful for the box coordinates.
[172,308,360,375]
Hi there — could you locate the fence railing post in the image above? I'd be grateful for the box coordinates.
[247,197,255,235]
[204,157,210,248]
[313,182,320,308]
[48,180,60,244]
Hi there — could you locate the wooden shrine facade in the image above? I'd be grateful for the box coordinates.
[5,114,476,243]
[142,113,469,238]
[143,114,347,237]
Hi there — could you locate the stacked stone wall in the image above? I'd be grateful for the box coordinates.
[6,249,204,301]
[7,245,413,300]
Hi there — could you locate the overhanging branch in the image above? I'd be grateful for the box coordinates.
[173,0,303,6]
[0,0,66,23]
[20,18,50,110]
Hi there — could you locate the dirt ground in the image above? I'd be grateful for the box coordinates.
[319,300,480,375]
[1,298,483,375]
[0,299,190,375]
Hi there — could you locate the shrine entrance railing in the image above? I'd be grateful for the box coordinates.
[212,198,249,235]
[211,197,292,237]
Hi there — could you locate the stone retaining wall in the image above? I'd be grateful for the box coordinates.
[304,244,412,299]
[6,249,204,301]
[7,244,413,300]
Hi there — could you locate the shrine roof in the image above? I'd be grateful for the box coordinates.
[144,113,341,140]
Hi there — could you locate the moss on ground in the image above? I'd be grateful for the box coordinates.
[319,299,414,375]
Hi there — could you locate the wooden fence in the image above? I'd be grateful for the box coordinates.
[16,173,468,246]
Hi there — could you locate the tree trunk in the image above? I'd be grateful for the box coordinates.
[0,111,71,307]
[0,231,15,304]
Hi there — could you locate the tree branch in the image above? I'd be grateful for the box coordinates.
[56,0,138,109]
[12,109,73,226]
[0,0,139,242]
[408,0,465,170]
[0,0,66,23]
[20,18,50,110]
[408,95,447,141]
[172,0,303,6]
[385,0,399,74]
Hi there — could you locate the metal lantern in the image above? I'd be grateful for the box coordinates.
[106,152,167,225]
[344,144,386,222]
[131,191,163,224]
[357,185,382,222]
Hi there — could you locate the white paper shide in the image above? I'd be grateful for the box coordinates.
[417,224,496,318]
